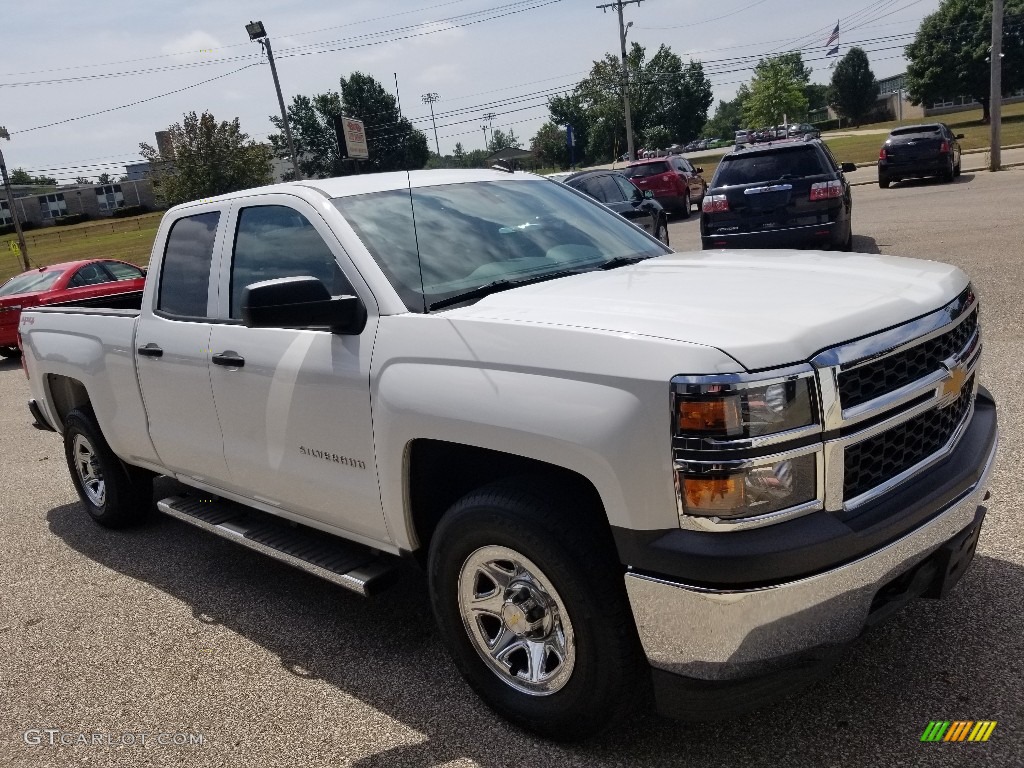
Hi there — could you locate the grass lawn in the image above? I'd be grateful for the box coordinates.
[0,212,161,282]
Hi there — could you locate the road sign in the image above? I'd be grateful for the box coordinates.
[333,115,369,160]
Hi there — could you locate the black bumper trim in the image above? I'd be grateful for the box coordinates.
[613,386,997,589]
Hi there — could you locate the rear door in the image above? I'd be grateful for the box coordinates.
[673,157,705,201]
[135,208,232,485]
[707,146,834,234]
[609,174,656,234]
[205,195,388,542]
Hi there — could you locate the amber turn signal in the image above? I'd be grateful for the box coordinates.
[678,397,741,433]
[682,476,745,513]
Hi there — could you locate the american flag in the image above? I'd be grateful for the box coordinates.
[826,22,839,48]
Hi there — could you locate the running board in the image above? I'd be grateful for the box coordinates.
[156,495,397,597]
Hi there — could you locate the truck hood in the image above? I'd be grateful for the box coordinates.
[447,250,967,371]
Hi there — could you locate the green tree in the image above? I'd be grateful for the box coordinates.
[74,177,92,185]
[828,47,878,126]
[453,142,467,168]
[743,55,809,128]
[804,83,830,112]
[97,172,112,185]
[140,111,273,207]
[702,85,750,137]
[270,72,429,178]
[487,128,521,153]
[905,0,1024,123]
[8,169,56,185]
[548,43,713,163]
[530,122,570,168]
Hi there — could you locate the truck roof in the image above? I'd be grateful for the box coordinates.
[165,169,538,215]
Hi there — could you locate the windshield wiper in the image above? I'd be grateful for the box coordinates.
[427,268,584,311]
[599,255,655,270]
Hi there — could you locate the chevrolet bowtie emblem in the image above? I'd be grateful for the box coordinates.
[940,362,968,404]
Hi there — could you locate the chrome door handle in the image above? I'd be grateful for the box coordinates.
[212,352,245,368]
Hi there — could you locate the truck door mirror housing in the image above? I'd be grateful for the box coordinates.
[841,162,857,173]
[241,276,367,334]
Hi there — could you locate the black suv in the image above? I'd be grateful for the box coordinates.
[552,170,670,245]
[878,123,963,188]
[701,138,856,251]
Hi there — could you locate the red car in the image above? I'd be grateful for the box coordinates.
[621,156,707,218]
[0,259,146,358]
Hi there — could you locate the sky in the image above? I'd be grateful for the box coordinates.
[1,0,940,183]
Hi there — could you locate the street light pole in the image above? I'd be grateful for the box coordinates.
[597,0,644,162]
[0,127,30,270]
[482,113,497,149]
[422,93,441,156]
[246,21,302,181]
[990,0,1003,171]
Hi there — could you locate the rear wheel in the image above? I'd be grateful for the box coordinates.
[0,346,21,359]
[679,190,691,219]
[954,156,962,177]
[428,481,645,740]
[878,174,891,189]
[63,407,153,528]
[943,156,955,183]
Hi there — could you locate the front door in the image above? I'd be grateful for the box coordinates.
[206,197,388,543]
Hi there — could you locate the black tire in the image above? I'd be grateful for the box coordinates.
[428,480,646,741]
[878,174,890,189]
[654,217,670,247]
[943,157,955,183]
[954,157,962,177]
[63,407,153,528]
[841,220,853,252]
[0,346,22,359]
[680,190,691,219]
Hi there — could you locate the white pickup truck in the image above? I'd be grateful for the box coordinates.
[20,170,998,739]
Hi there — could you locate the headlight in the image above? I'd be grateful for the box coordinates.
[671,370,823,529]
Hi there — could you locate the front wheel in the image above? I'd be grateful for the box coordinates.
[428,481,645,740]
[654,217,670,247]
[63,408,153,528]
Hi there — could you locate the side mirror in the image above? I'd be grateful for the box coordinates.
[841,162,857,173]
[955,133,965,139]
[242,276,367,335]
[695,167,704,174]
[643,189,654,200]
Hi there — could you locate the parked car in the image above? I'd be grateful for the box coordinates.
[788,123,821,138]
[552,170,670,245]
[0,259,146,358]
[735,130,752,147]
[878,123,963,188]
[622,156,706,217]
[21,168,997,740]
[701,137,856,250]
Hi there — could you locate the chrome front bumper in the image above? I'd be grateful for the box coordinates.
[624,429,998,682]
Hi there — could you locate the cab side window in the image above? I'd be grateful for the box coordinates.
[158,212,221,318]
[612,174,640,201]
[593,175,626,203]
[230,205,354,320]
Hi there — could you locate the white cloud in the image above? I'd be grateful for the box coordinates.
[160,31,225,62]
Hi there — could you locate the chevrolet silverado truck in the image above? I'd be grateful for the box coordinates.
[20,170,998,740]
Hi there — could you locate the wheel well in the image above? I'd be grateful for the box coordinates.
[46,374,91,428]
[407,439,607,559]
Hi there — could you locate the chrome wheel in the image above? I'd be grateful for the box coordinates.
[457,545,576,695]
[72,434,105,507]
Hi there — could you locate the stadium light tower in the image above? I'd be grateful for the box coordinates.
[246,20,302,180]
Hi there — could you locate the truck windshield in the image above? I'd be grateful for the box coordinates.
[332,179,669,312]
[0,269,65,296]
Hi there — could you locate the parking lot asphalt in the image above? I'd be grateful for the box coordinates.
[3,168,1024,767]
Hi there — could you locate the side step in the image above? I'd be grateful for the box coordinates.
[156,495,398,596]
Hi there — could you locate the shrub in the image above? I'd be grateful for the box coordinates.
[54,213,91,226]
[110,204,150,219]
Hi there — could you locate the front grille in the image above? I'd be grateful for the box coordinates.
[838,309,978,409]
[843,375,974,502]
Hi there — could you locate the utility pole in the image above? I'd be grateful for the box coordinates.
[422,93,441,156]
[246,21,302,180]
[597,0,643,162]
[482,113,497,149]
[0,127,30,271]
[990,0,1003,171]
[481,125,490,150]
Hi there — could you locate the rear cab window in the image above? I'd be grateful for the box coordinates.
[623,162,670,179]
[157,211,220,319]
[713,147,828,187]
